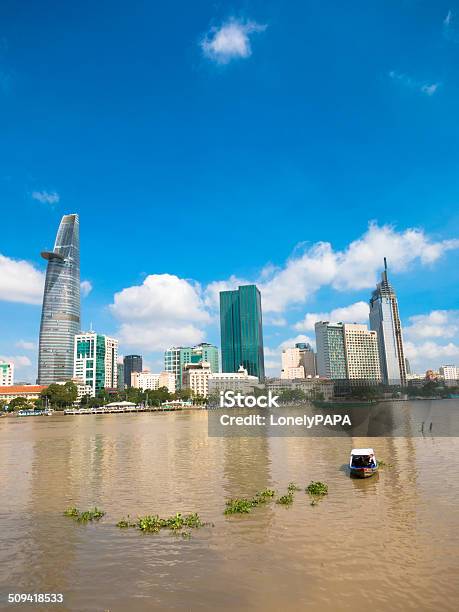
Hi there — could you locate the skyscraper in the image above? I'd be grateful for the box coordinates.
[315,322,347,379]
[220,284,265,380]
[38,214,80,384]
[124,354,143,388]
[73,332,118,397]
[369,259,407,386]
[164,343,219,389]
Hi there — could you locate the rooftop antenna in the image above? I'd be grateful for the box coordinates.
[384,257,388,271]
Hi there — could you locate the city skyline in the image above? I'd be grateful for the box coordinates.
[1,2,459,380]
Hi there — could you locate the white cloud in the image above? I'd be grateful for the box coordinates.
[242,223,458,313]
[80,280,93,297]
[294,301,369,331]
[0,253,44,304]
[15,340,36,350]
[405,341,459,366]
[404,310,459,340]
[0,354,32,368]
[201,18,267,64]
[32,190,60,204]
[110,274,211,352]
[389,71,440,96]
[444,10,453,26]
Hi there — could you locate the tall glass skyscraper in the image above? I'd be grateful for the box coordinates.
[164,343,219,389]
[220,284,265,380]
[123,354,143,388]
[38,214,80,384]
[369,259,407,386]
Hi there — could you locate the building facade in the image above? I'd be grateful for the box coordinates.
[182,361,212,398]
[315,322,347,379]
[343,324,381,382]
[73,332,118,398]
[208,366,259,395]
[0,385,48,403]
[369,259,406,386]
[266,377,334,402]
[117,362,125,390]
[123,355,143,388]
[164,343,219,389]
[131,370,176,393]
[38,213,81,384]
[281,343,316,379]
[0,360,14,386]
[220,284,265,380]
[439,365,458,382]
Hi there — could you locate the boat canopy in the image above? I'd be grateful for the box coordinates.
[351,448,375,455]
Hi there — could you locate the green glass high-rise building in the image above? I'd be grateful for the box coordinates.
[164,343,219,389]
[220,284,265,380]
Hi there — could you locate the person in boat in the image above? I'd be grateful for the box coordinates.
[367,455,375,467]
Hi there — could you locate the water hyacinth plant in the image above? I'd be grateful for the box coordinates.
[306,482,328,505]
[64,507,105,522]
[224,489,276,515]
[276,492,294,505]
[287,482,301,492]
[120,512,208,535]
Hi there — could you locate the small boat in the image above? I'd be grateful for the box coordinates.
[349,448,378,478]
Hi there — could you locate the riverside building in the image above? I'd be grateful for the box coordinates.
[0,360,14,386]
[164,343,219,389]
[131,370,176,393]
[182,361,212,398]
[73,332,118,398]
[38,214,80,384]
[281,344,316,379]
[343,324,381,382]
[123,355,143,388]
[220,284,265,380]
[369,259,407,386]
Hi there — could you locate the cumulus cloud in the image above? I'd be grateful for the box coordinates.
[388,71,440,96]
[0,354,32,368]
[15,340,36,350]
[80,280,93,297]
[0,254,45,304]
[32,190,60,204]
[404,310,459,340]
[229,223,458,314]
[110,274,211,352]
[201,18,267,64]
[405,341,459,366]
[294,301,370,331]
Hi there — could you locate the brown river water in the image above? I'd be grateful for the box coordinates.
[0,400,458,612]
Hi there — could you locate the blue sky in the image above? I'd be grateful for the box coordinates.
[1,0,459,381]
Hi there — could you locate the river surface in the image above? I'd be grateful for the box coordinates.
[1,400,458,612]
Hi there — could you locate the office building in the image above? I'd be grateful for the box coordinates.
[182,361,212,398]
[38,214,80,384]
[369,259,406,386]
[0,385,48,403]
[281,343,316,379]
[117,362,125,390]
[131,370,176,393]
[315,322,347,379]
[266,377,334,401]
[123,355,143,388]
[73,332,118,397]
[0,360,14,386]
[343,324,381,382]
[220,284,265,380]
[208,366,259,395]
[439,365,458,381]
[164,343,219,389]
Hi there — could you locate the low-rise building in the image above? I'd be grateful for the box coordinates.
[131,370,176,393]
[0,385,47,402]
[439,365,458,383]
[0,360,14,386]
[208,366,260,395]
[182,361,212,398]
[266,377,334,401]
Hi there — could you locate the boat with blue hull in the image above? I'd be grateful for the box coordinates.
[349,448,378,478]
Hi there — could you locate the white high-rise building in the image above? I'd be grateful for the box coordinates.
[343,324,381,382]
[0,360,14,386]
[73,332,118,398]
[182,361,212,398]
[369,259,406,385]
[281,343,316,379]
[131,370,176,393]
[439,365,458,381]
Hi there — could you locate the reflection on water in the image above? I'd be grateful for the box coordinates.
[0,401,458,611]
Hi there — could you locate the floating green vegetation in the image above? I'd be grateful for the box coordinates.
[306,481,328,502]
[378,460,393,468]
[64,507,105,522]
[225,488,276,515]
[276,492,294,505]
[125,512,208,536]
[287,482,301,492]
